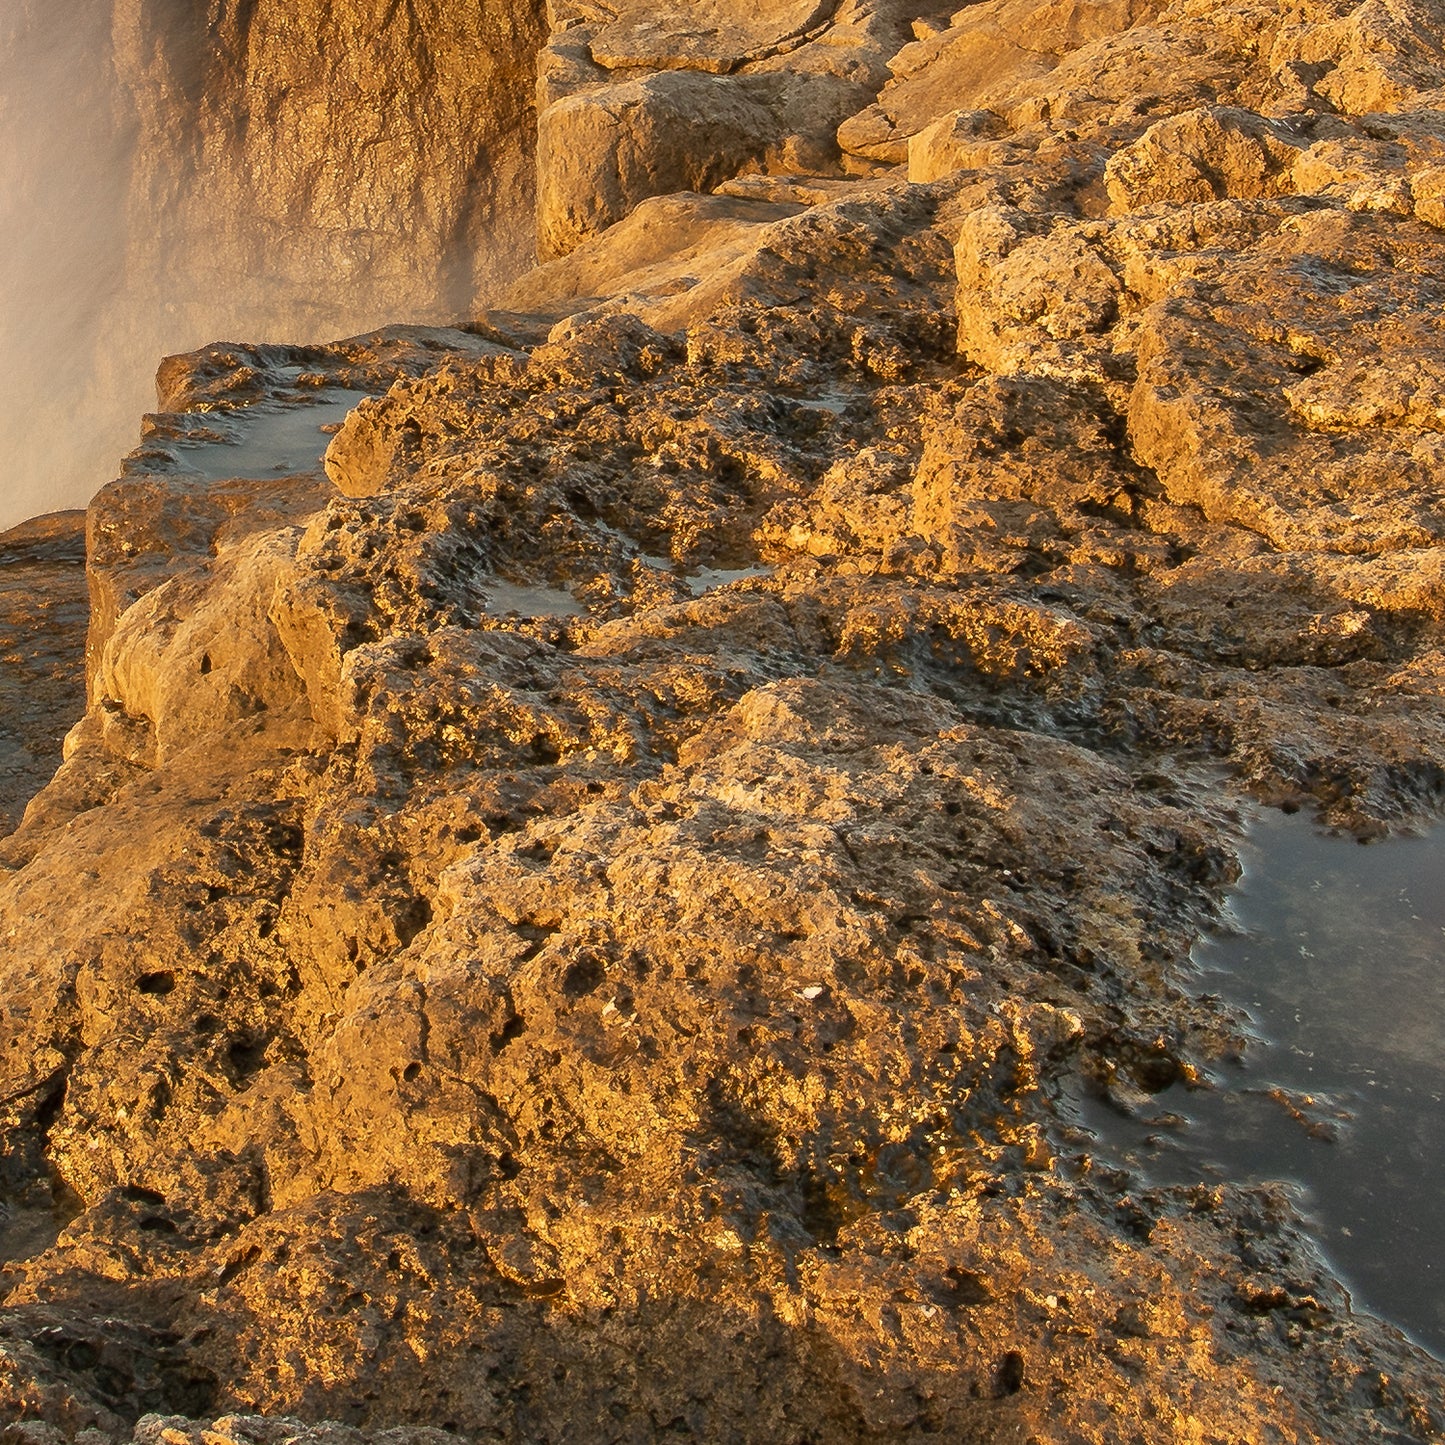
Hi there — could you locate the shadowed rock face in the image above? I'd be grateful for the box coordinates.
[3,0,1445,1441]
[0,514,89,838]
[108,0,548,328]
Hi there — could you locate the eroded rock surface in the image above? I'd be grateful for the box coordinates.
[3,0,1445,1440]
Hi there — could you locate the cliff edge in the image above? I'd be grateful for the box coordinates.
[0,0,549,529]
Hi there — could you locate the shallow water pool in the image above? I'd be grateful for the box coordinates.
[1069,809,1445,1357]
[166,390,372,480]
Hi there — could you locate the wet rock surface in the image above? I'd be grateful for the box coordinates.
[3,0,1445,1440]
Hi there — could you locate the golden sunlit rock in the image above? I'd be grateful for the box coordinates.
[2,0,1445,1440]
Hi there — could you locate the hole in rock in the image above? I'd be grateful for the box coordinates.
[934,1265,992,1307]
[531,735,562,765]
[561,955,606,998]
[161,1368,218,1417]
[995,1350,1026,1396]
[394,895,434,948]
[799,1168,852,1249]
[490,1014,526,1053]
[265,821,305,857]
[92,1365,130,1402]
[226,1035,267,1080]
[35,1074,68,1134]
[136,971,177,996]
[63,1340,98,1371]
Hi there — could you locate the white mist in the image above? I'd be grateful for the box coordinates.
[0,0,542,535]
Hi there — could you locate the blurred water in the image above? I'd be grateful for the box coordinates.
[0,2,134,530]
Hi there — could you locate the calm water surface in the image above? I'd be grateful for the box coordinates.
[166,389,371,480]
[1069,809,1445,1357]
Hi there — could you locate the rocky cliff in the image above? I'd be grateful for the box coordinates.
[0,515,88,839]
[0,0,548,530]
[3,0,1445,1440]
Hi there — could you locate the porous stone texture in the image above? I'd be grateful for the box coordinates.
[3,0,1445,1441]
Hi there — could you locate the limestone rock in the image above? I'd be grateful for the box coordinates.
[1414,163,1445,224]
[1104,106,1305,210]
[907,108,1010,182]
[6,0,1445,1439]
[535,64,879,256]
[531,0,922,255]
[837,0,1164,162]
[586,0,835,73]
[1267,0,1445,114]
[1289,105,1445,214]
[536,71,785,257]
[954,206,1124,379]
[1124,205,1445,552]
[503,193,808,320]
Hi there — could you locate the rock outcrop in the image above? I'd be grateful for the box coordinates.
[534,0,931,256]
[0,514,89,838]
[3,0,1445,1440]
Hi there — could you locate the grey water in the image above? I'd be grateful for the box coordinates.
[1067,809,1445,1358]
[685,564,775,596]
[154,390,372,481]
[482,581,585,619]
